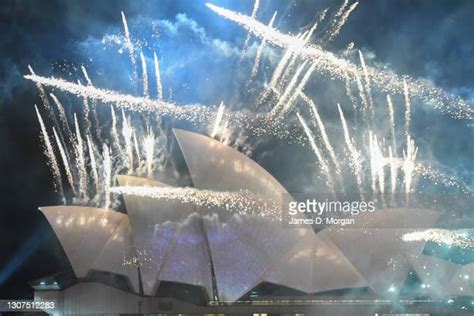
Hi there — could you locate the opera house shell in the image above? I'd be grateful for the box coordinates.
[33,129,474,315]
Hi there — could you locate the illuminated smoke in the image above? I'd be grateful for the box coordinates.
[296,112,334,193]
[206,3,474,120]
[35,105,64,200]
[53,127,75,194]
[403,229,474,250]
[153,52,163,100]
[109,185,282,219]
[140,51,149,98]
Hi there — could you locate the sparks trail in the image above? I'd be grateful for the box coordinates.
[297,112,335,194]
[53,127,75,194]
[24,73,305,142]
[403,229,474,250]
[35,105,64,201]
[109,186,282,219]
[153,52,163,100]
[249,11,277,81]
[206,3,474,120]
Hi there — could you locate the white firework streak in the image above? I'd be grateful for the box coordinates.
[140,51,149,98]
[403,78,411,139]
[269,61,307,117]
[388,146,398,196]
[24,74,215,123]
[297,112,335,193]
[280,10,327,88]
[368,131,386,196]
[386,94,397,152]
[133,131,142,174]
[121,11,138,82]
[241,0,260,59]
[81,65,100,137]
[334,0,350,18]
[325,1,358,43]
[53,126,75,194]
[300,92,342,178]
[74,113,88,199]
[211,101,225,137]
[77,80,91,135]
[50,93,73,139]
[279,63,316,116]
[415,163,469,193]
[153,52,163,100]
[277,33,307,89]
[35,105,64,198]
[87,135,99,195]
[257,33,305,105]
[110,106,122,155]
[108,185,282,219]
[353,70,370,124]
[143,129,155,179]
[28,66,54,118]
[24,73,303,142]
[250,11,277,80]
[121,110,134,173]
[102,144,112,209]
[402,229,474,249]
[206,3,474,120]
[337,104,363,198]
[343,70,358,112]
[402,135,418,200]
[358,50,375,124]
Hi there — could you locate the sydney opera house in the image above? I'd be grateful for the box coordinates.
[32,129,473,315]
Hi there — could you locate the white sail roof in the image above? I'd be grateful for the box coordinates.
[409,255,460,298]
[264,230,367,293]
[323,208,440,297]
[39,206,139,292]
[174,128,311,301]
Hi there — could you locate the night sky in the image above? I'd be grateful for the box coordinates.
[0,0,473,299]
